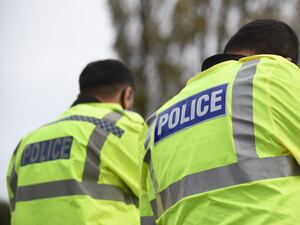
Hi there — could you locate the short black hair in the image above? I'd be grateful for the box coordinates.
[224,19,299,63]
[79,59,135,96]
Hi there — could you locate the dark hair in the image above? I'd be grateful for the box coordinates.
[79,59,135,96]
[224,19,299,63]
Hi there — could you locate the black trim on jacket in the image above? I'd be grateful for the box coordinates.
[201,54,245,71]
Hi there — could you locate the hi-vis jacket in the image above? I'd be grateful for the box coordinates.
[7,101,144,225]
[140,54,300,225]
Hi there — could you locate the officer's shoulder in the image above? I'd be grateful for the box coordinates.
[17,125,45,148]
[253,55,299,70]
[262,55,300,77]
[119,110,144,125]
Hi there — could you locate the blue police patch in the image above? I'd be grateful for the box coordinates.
[154,84,228,144]
[21,136,73,166]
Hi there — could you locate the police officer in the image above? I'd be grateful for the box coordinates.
[7,59,144,225]
[140,19,300,225]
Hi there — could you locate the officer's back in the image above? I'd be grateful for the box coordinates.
[140,19,300,225]
[7,59,144,225]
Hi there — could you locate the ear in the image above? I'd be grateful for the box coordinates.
[286,57,292,62]
[120,86,134,110]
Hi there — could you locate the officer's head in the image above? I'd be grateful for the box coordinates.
[224,19,299,64]
[79,59,135,110]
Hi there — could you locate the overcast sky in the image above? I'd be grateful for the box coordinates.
[0,0,116,201]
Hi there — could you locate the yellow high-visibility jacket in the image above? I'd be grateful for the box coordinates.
[7,101,144,225]
[140,54,300,225]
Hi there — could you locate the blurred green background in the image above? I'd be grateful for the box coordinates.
[108,0,300,117]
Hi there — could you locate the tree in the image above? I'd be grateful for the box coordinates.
[108,0,299,117]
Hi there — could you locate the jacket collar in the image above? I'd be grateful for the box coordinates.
[201,54,245,71]
[71,96,100,107]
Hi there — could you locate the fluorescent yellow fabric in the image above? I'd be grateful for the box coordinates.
[7,103,144,225]
[140,55,300,225]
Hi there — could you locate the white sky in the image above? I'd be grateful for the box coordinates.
[0,0,116,201]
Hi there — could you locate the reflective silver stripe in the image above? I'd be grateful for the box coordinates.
[143,114,161,216]
[144,114,156,150]
[103,111,123,122]
[144,130,152,151]
[82,111,121,182]
[16,179,137,205]
[150,200,159,220]
[142,114,160,216]
[143,113,157,216]
[141,216,156,225]
[232,59,260,161]
[143,149,161,219]
[82,127,108,182]
[149,156,164,218]
[146,113,157,127]
[154,155,300,213]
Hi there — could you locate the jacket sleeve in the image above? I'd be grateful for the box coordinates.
[100,112,144,198]
[139,117,157,224]
[269,61,300,163]
[6,141,21,212]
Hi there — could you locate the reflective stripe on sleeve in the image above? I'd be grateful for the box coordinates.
[144,113,157,150]
[149,152,164,218]
[102,111,123,122]
[141,216,156,225]
[82,127,108,181]
[143,149,163,218]
[142,113,164,219]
